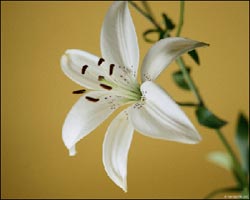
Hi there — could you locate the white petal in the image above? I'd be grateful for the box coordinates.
[61,49,106,90]
[103,109,134,192]
[62,91,123,155]
[141,37,208,82]
[129,81,201,144]
[101,1,139,76]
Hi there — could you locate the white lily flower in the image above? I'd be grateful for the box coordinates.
[61,1,208,192]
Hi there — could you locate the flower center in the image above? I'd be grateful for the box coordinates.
[96,58,142,103]
[73,57,143,104]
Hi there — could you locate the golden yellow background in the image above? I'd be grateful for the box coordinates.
[1,1,249,199]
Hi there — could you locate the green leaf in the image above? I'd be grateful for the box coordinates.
[162,13,175,30]
[235,113,249,174]
[188,49,200,65]
[207,151,232,171]
[142,29,160,43]
[159,30,170,40]
[162,32,171,39]
[172,67,191,90]
[195,106,227,129]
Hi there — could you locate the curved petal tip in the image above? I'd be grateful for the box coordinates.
[69,145,77,156]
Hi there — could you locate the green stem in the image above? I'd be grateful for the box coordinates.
[175,1,203,105]
[142,1,154,20]
[176,1,184,37]
[216,129,246,187]
[129,1,147,17]
[176,57,204,105]
[129,1,163,31]
[177,102,199,107]
[216,129,238,164]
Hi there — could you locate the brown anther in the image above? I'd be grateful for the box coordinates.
[109,64,115,75]
[81,65,88,74]
[85,96,99,102]
[72,89,86,94]
[98,75,105,81]
[100,84,112,90]
[98,58,105,66]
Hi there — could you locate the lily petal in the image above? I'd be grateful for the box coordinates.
[129,81,201,144]
[101,1,139,76]
[103,109,134,192]
[61,49,106,90]
[62,91,123,156]
[141,37,208,82]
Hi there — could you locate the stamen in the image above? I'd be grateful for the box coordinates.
[98,75,105,81]
[98,58,105,66]
[85,96,99,102]
[100,84,112,90]
[109,64,115,75]
[72,89,86,94]
[81,65,88,74]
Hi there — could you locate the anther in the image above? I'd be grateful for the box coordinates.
[100,84,112,90]
[85,96,99,102]
[81,65,88,74]
[98,58,105,66]
[98,75,105,81]
[72,89,86,94]
[109,64,115,75]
